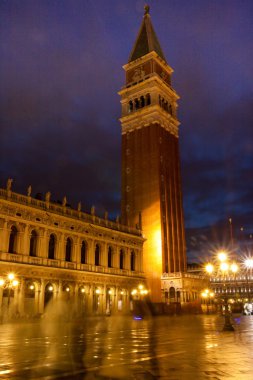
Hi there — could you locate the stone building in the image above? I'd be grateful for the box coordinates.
[0,186,145,318]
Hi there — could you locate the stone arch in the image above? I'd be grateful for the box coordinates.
[106,286,115,314]
[95,243,100,266]
[24,280,38,316]
[48,233,56,260]
[130,250,135,271]
[93,286,101,313]
[169,286,176,301]
[81,240,87,264]
[146,93,151,105]
[29,229,38,257]
[44,282,55,307]
[65,237,72,262]
[108,246,113,268]
[119,249,125,270]
[135,98,140,110]
[8,225,18,253]
[77,285,87,316]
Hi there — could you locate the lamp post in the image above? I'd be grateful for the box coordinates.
[0,273,19,316]
[205,251,238,331]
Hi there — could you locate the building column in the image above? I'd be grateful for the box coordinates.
[125,249,130,270]
[13,285,20,316]
[114,287,119,313]
[102,284,106,314]
[37,229,44,258]
[38,280,45,314]
[57,280,63,301]
[21,224,29,255]
[34,284,40,315]
[89,240,95,265]
[57,233,65,261]
[72,240,78,263]
[73,283,79,315]
[88,284,93,314]
[0,220,8,252]
[101,243,107,267]
[17,278,25,316]
[114,247,120,268]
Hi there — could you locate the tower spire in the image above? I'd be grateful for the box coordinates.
[144,4,150,15]
[128,5,166,63]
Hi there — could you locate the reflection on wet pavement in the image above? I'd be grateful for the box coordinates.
[0,315,253,379]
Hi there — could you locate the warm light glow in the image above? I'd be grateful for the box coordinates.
[143,290,148,295]
[152,228,162,267]
[138,284,144,290]
[201,289,213,298]
[131,289,137,295]
[244,258,253,269]
[0,279,4,286]
[12,280,19,287]
[120,291,124,295]
[66,287,70,292]
[230,263,239,273]
[95,289,100,294]
[48,286,53,291]
[220,262,229,272]
[217,251,227,262]
[205,264,214,274]
[81,288,85,293]
[30,284,35,290]
[8,273,15,281]
[108,290,112,294]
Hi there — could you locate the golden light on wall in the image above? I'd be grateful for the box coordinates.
[153,228,162,267]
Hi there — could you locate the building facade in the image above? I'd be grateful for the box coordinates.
[161,272,209,305]
[0,185,145,318]
[119,6,187,301]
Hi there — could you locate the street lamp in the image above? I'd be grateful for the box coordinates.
[131,284,148,299]
[0,273,19,313]
[204,251,238,331]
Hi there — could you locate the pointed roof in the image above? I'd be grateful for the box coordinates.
[129,5,166,63]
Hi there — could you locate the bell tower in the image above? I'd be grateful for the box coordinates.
[119,6,186,302]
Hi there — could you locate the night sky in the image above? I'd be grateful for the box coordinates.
[1,0,253,261]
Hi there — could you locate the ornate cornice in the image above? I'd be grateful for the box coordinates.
[120,105,179,137]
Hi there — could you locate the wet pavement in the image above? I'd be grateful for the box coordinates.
[0,314,253,379]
